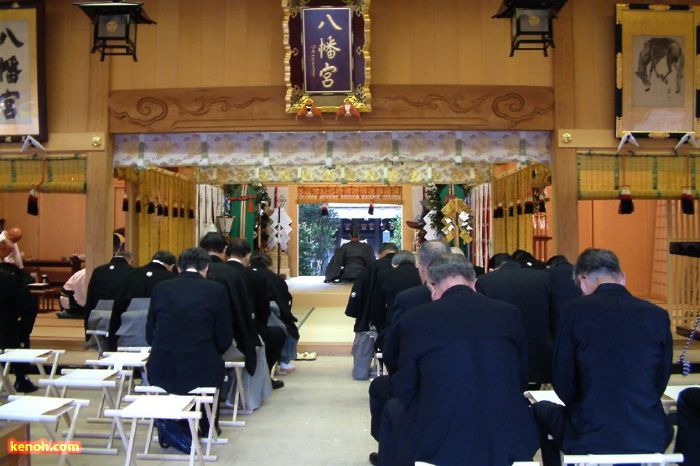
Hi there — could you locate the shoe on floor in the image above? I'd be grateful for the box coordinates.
[279,362,295,371]
[303,351,317,361]
[271,378,284,390]
[369,452,379,465]
[14,377,39,393]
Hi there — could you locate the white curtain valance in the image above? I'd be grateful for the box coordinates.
[115,130,551,185]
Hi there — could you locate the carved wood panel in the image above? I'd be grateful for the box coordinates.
[109,84,554,134]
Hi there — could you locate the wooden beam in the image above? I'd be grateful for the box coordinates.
[85,54,113,276]
[551,2,579,262]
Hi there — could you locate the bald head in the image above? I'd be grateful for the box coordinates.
[5,227,22,243]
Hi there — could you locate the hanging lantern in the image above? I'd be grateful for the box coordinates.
[75,1,157,62]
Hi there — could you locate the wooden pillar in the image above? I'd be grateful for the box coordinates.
[551,4,579,261]
[85,54,113,275]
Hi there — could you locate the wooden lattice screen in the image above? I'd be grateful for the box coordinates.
[667,199,700,329]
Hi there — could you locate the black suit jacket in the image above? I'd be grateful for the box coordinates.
[227,260,271,334]
[553,283,673,454]
[546,262,582,326]
[370,262,422,331]
[252,265,299,340]
[475,261,554,383]
[0,267,37,348]
[208,255,260,376]
[391,285,539,465]
[107,261,175,351]
[84,256,133,331]
[345,253,395,333]
[146,271,232,394]
[380,284,431,375]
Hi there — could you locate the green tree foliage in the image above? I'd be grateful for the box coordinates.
[389,214,402,248]
[298,203,341,276]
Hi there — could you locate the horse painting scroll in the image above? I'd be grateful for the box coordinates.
[635,37,684,94]
[633,35,685,108]
[616,4,700,138]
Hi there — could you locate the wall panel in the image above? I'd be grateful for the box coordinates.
[201,0,226,87]
[580,199,657,297]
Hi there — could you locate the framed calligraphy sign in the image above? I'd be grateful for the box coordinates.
[284,0,371,114]
[0,2,46,143]
[615,4,700,139]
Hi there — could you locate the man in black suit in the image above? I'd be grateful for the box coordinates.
[367,240,450,465]
[84,251,133,334]
[249,252,300,373]
[146,247,232,449]
[0,263,39,392]
[370,251,422,334]
[532,248,673,466]
[107,251,177,351]
[227,239,285,390]
[378,254,539,466]
[545,255,582,324]
[476,252,554,386]
[675,387,700,465]
[345,242,398,333]
[200,232,260,377]
[346,242,398,381]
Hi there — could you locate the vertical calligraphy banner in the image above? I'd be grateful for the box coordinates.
[302,7,352,94]
[0,2,46,143]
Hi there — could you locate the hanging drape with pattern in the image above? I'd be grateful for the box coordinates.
[196,184,224,242]
[491,163,550,255]
[297,185,402,204]
[118,167,195,264]
[471,183,492,269]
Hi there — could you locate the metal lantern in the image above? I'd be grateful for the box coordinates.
[75,1,156,61]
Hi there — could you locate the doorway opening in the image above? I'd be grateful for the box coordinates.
[298,203,402,276]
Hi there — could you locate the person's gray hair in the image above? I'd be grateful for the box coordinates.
[177,247,211,272]
[378,242,399,255]
[450,247,465,256]
[115,251,134,262]
[391,250,416,267]
[418,240,451,268]
[574,248,622,280]
[426,253,476,285]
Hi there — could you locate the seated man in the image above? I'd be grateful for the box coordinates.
[675,387,700,465]
[378,253,538,466]
[146,247,232,451]
[324,228,375,283]
[249,252,300,374]
[532,248,673,466]
[57,267,87,319]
